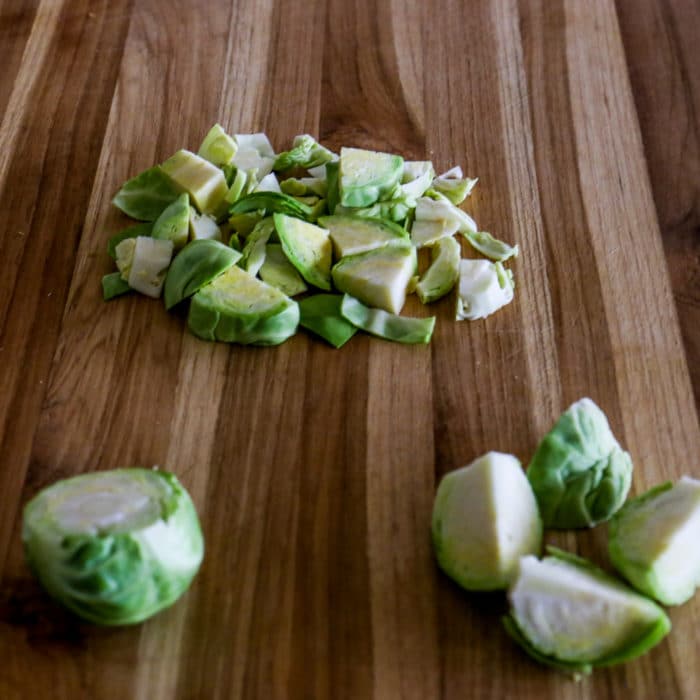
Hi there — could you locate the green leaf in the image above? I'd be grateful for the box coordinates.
[112,167,180,221]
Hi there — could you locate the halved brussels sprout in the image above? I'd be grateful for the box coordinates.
[504,548,670,675]
[318,214,409,259]
[22,468,204,626]
[340,294,434,344]
[332,245,416,314]
[416,236,461,304]
[163,239,241,310]
[338,147,404,208]
[198,123,237,167]
[299,293,358,348]
[456,259,514,320]
[609,477,700,605]
[526,398,633,529]
[152,193,190,250]
[432,452,542,591]
[188,264,299,345]
[112,167,180,222]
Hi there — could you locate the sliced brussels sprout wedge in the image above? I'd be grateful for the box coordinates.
[298,293,358,348]
[115,236,174,299]
[189,207,222,242]
[340,294,435,344]
[432,452,542,591]
[112,166,180,222]
[332,245,416,314]
[108,222,153,260]
[160,150,229,219]
[188,264,299,345]
[609,477,700,605]
[462,230,519,262]
[504,548,671,675]
[416,236,461,304]
[152,193,190,250]
[197,123,237,167]
[338,147,404,208]
[526,398,633,529]
[318,214,409,259]
[102,272,131,301]
[273,134,336,172]
[229,192,313,220]
[273,213,332,290]
[259,244,308,297]
[456,259,514,320]
[22,468,204,626]
[163,239,241,310]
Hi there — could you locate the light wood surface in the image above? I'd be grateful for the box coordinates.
[0,1,699,698]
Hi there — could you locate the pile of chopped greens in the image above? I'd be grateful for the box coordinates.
[103,125,518,347]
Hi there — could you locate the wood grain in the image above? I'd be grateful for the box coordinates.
[0,0,699,698]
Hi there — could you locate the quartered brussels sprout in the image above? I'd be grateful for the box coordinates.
[338,147,404,208]
[456,259,514,320]
[432,452,542,591]
[259,244,308,297]
[526,398,633,529]
[318,214,409,258]
[112,167,180,222]
[340,295,435,344]
[273,213,332,290]
[609,477,700,605]
[416,236,461,304]
[504,548,671,675]
[160,150,229,219]
[198,123,237,167]
[188,264,299,345]
[332,245,416,314]
[115,236,174,299]
[163,239,241,310]
[22,468,204,626]
[299,293,358,348]
[462,230,519,262]
[152,192,190,250]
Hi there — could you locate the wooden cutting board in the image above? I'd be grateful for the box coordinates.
[1,0,698,698]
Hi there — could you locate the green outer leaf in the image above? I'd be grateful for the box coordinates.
[112,167,180,221]
[298,294,358,348]
[340,294,435,344]
[462,230,519,262]
[163,239,241,310]
[108,223,153,260]
[229,192,312,219]
[102,273,131,301]
[415,236,461,304]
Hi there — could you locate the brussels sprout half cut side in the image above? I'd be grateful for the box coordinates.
[22,468,204,626]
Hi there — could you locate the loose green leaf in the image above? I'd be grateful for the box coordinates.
[112,167,180,221]
[229,192,313,220]
[298,294,358,348]
[463,230,519,262]
[102,272,131,301]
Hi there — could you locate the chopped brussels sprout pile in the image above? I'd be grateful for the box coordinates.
[23,468,204,625]
[103,124,519,346]
[432,398,698,676]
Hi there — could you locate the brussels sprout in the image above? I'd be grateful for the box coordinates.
[504,548,671,675]
[189,208,222,242]
[228,212,263,237]
[115,237,174,299]
[298,294,358,348]
[22,468,204,626]
[152,193,190,250]
[455,259,514,321]
[332,245,416,314]
[416,236,461,304]
[432,452,542,590]
[229,192,313,220]
[232,133,276,178]
[273,213,332,290]
[462,230,519,262]
[273,134,336,172]
[334,187,415,223]
[609,477,700,605]
[198,123,237,167]
[325,161,340,214]
[188,264,299,345]
[280,177,328,198]
[112,167,180,222]
[107,222,153,260]
[338,147,404,208]
[318,214,409,258]
[340,294,435,344]
[401,160,435,200]
[254,172,282,194]
[102,272,131,301]
[160,150,229,219]
[410,218,460,248]
[526,398,633,529]
[415,193,477,234]
[163,239,241,310]
[224,168,248,204]
[259,244,308,297]
[431,167,478,205]
[240,218,276,276]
